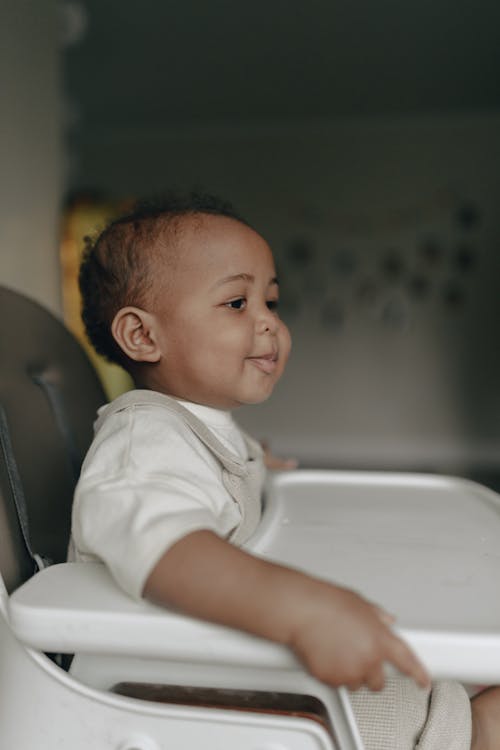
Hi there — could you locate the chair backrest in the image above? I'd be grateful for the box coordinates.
[0,285,107,593]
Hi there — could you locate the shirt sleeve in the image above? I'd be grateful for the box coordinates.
[71,405,242,599]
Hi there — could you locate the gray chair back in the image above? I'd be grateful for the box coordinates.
[0,286,106,593]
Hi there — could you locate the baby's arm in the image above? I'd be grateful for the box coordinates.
[144,529,429,692]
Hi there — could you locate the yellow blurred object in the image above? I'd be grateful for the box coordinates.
[59,196,134,401]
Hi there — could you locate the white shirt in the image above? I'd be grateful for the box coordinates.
[71,395,249,599]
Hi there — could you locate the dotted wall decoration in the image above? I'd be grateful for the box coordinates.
[275,200,481,334]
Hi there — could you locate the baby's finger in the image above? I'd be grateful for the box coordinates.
[265,455,298,470]
[386,634,430,688]
[374,606,396,626]
[365,665,386,692]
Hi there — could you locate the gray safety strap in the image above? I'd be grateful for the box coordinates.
[31,372,81,484]
[0,404,50,573]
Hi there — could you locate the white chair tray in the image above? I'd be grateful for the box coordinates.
[9,469,500,683]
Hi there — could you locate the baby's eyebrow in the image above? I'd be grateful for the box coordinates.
[215,273,254,287]
[213,274,279,288]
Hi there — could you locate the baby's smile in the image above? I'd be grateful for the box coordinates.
[246,350,279,375]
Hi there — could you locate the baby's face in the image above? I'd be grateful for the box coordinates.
[148,214,291,409]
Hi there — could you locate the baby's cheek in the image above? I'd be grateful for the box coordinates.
[279,323,292,361]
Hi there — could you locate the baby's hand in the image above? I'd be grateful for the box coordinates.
[261,440,298,470]
[145,530,428,694]
[288,580,429,692]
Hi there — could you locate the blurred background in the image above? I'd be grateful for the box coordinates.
[2,0,500,484]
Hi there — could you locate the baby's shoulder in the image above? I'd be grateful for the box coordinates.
[100,399,194,442]
[82,400,204,480]
[97,390,188,431]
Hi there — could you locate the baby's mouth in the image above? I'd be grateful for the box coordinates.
[246,351,278,374]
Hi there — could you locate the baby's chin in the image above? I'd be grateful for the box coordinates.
[234,387,279,409]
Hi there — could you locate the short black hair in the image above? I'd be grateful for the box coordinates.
[79,191,248,366]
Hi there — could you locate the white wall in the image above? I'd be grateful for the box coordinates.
[0,0,62,316]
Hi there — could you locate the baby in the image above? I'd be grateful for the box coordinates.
[72,192,499,749]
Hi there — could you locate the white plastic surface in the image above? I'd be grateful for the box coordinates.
[9,469,500,684]
[9,561,297,666]
[254,470,500,682]
[0,606,335,750]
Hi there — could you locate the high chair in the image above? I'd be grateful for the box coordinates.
[2,284,500,750]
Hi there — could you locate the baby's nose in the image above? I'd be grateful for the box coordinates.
[257,307,278,334]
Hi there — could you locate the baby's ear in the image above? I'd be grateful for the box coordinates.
[111,306,160,363]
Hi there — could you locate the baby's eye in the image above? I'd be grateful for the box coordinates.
[266,299,279,311]
[226,298,247,310]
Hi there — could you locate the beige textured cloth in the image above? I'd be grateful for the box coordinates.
[350,678,472,750]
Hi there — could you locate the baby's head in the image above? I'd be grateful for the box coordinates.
[79,192,291,409]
